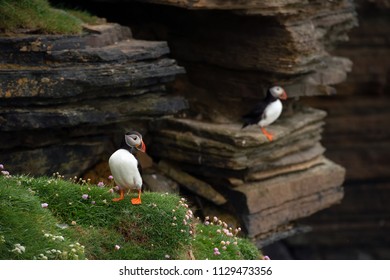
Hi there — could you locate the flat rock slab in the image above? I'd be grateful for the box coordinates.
[149,107,326,171]
[0,136,109,177]
[158,160,227,205]
[151,107,326,147]
[230,158,345,214]
[230,158,345,237]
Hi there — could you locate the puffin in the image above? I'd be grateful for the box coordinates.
[109,131,146,205]
[242,86,288,141]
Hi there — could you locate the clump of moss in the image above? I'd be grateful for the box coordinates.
[0,167,261,260]
[0,0,104,35]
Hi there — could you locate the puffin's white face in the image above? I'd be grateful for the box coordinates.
[269,86,288,100]
[125,131,146,152]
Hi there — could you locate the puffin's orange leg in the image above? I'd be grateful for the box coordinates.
[261,127,274,142]
[131,190,142,205]
[112,189,125,202]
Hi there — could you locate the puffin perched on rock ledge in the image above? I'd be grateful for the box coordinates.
[242,86,288,141]
[109,131,146,205]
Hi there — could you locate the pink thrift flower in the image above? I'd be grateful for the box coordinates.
[41,203,48,208]
[1,171,9,176]
[263,255,271,260]
[97,181,104,187]
[0,164,4,169]
[213,248,221,256]
[81,194,89,200]
[108,175,114,180]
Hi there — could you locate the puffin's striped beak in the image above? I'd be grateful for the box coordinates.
[137,140,146,153]
[280,90,288,100]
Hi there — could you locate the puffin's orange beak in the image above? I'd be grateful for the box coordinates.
[280,90,288,100]
[137,140,146,153]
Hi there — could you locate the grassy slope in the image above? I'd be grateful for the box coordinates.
[0,0,104,34]
[0,174,261,260]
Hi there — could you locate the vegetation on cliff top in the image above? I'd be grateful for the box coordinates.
[0,165,261,260]
[0,0,104,35]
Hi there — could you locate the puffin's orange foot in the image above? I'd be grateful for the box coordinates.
[131,197,142,205]
[112,189,125,202]
[131,190,142,205]
[265,133,273,141]
[261,127,274,142]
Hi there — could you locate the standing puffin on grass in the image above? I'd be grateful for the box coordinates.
[242,86,288,141]
[109,131,146,205]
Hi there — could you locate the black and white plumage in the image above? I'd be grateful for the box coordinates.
[242,86,288,141]
[109,131,146,204]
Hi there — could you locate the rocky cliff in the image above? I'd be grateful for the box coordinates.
[60,0,358,245]
[279,0,390,259]
[1,0,359,248]
[0,23,186,177]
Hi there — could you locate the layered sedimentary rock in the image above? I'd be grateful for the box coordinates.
[0,23,186,177]
[281,0,390,259]
[4,0,358,246]
[98,0,354,242]
[149,107,345,241]
[59,0,357,242]
[124,0,356,114]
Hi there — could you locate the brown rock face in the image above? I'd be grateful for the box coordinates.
[0,23,186,177]
[109,0,355,124]
[3,0,359,248]
[97,0,353,242]
[281,0,390,259]
[148,106,346,240]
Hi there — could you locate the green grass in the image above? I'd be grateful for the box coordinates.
[0,176,86,259]
[0,172,261,260]
[0,0,104,34]
[192,223,260,260]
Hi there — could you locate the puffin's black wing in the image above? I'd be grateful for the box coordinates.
[242,102,268,128]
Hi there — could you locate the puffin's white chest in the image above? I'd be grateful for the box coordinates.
[108,149,142,190]
[258,99,283,127]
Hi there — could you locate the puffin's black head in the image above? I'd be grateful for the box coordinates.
[124,131,146,153]
[268,86,288,100]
